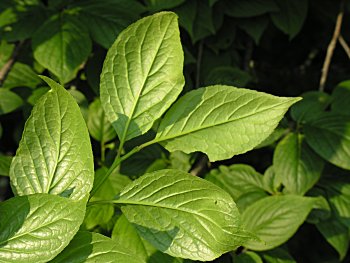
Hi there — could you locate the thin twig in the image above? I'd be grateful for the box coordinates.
[319,0,345,91]
[339,35,350,59]
[0,41,24,86]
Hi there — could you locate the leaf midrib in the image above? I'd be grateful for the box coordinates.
[155,99,293,143]
[117,16,172,142]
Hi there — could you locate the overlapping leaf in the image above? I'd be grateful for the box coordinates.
[51,231,142,263]
[242,195,315,251]
[0,194,85,263]
[116,169,250,261]
[155,85,300,161]
[32,13,91,84]
[273,133,324,195]
[10,77,94,200]
[304,113,350,170]
[100,12,184,142]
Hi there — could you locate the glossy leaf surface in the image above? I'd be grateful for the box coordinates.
[117,169,249,260]
[10,77,94,200]
[0,194,85,263]
[100,12,184,142]
[155,85,300,161]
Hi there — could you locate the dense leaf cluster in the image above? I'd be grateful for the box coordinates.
[0,0,350,262]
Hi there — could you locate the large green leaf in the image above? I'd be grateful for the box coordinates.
[69,0,145,49]
[100,12,184,142]
[50,231,142,263]
[10,77,94,200]
[0,194,85,263]
[205,164,265,200]
[242,195,315,251]
[155,85,300,162]
[304,113,350,170]
[271,0,308,39]
[174,0,216,43]
[0,89,23,115]
[317,216,350,260]
[87,98,116,143]
[32,13,92,84]
[224,0,279,18]
[115,169,250,261]
[273,133,324,195]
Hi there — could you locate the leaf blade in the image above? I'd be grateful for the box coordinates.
[0,194,85,263]
[10,76,94,200]
[117,169,250,261]
[155,85,300,161]
[100,11,185,142]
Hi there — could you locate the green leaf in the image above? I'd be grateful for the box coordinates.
[51,231,143,263]
[224,0,279,18]
[0,155,12,176]
[237,16,269,44]
[331,80,350,115]
[0,89,23,115]
[116,169,250,261]
[0,193,85,263]
[270,0,308,39]
[155,85,300,162]
[233,251,263,263]
[204,67,252,88]
[261,247,296,263]
[242,195,315,251]
[87,98,116,143]
[169,151,192,172]
[112,214,182,263]
[320,177,350,227]
[304,113,350,170]
[236,190,269,213]
[174,0,216,43]
[3,62,42,89]
[290,91,330,123]
[205,164,265,200]
[100,12,184,142]
[10,77,94,200]
[317,216,350,260]
[145,0,185,12]
[262,166,280,194]
[32,13,92,84]
[273,133,324,195]
[69,0,145,49]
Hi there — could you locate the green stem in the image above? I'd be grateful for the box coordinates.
[89,138,158,199]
